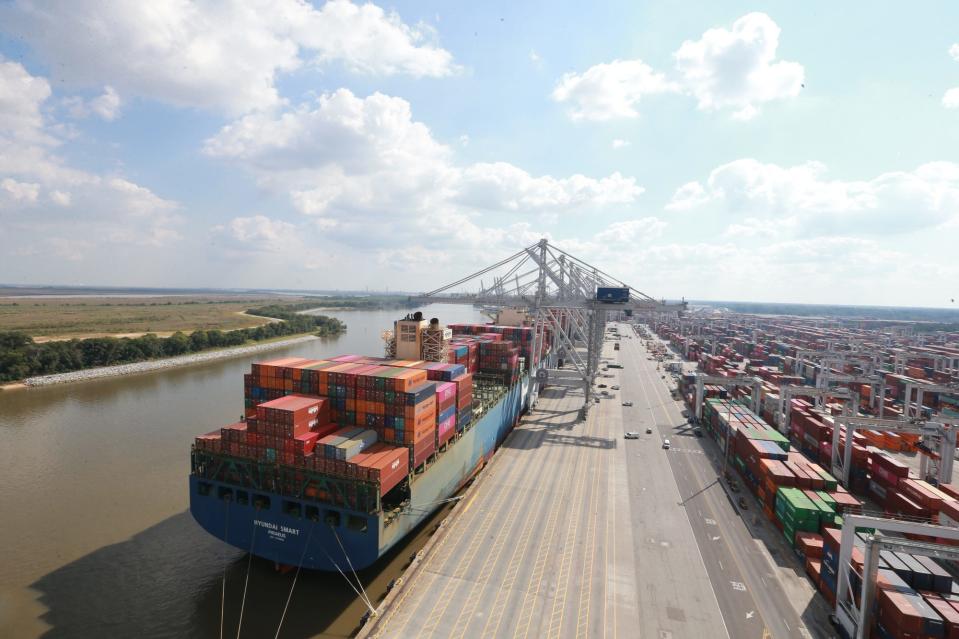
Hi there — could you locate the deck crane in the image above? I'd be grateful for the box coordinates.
[692,373,762,422]
[834,514,959,639]
[409,238,686,408]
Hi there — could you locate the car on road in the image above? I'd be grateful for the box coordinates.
[597,383,607,388]
[645,427,652,434]
[694,428,703,437]
[624,431,639,439]
[622,401,633,407]
[611,385,620,390]
[662,439,671,449]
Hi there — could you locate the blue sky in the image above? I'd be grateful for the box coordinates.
[1,0,958,306]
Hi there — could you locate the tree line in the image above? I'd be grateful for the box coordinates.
[0,307,345,382]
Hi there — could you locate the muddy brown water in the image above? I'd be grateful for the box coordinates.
[0,305,484,638]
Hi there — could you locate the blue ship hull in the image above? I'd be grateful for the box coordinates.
[189,375,530,571]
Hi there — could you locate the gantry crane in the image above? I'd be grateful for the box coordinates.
[828,414,957,486]
[410,238,687,408]
[692,373,762,421]
[834,514,959,639]
[776,385,857,435]
[902,380,959,420]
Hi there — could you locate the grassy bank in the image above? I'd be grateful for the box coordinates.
[0,295,292,338]
[0,308,345,383]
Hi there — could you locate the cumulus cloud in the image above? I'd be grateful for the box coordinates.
[213,214,300,253]
[674,12,803,120]
[551,59,677,121]
[667,158,959,234]
[0,0,457,115]
[611,139,630,149]
[945,44,959,109]
[0,58,54,143]
[551,12,803,121]
[0,60,181,259]
[204,88,643,229]
[594,218,666,244]
[64,86,122,121]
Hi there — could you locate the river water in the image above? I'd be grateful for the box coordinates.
[0,305,485,639]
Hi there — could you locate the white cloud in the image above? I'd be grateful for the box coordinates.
[674,12,804,120]
[0,60,182,257]
[668,158,959,234]
[0,0,457,115]
[1,177,40,203]
[946,45,959,109]
[205,88,643,228]
[594,217,666,244]
[611,139,630,149]
[459,134,470,147]
[529,49,543,69]
[65,86,122,121]
[0,58,53,143]
[721,216,791,239]
[49,190,71,206]
[551,13,803,121]
[455,162,642,211]
[945,88,959,109]
[214,214,299,252]
[551,59,678,121]
[666,181,710,211]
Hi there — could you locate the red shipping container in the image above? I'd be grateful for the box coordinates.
[795,532,824,559]
[938,483,959,502]
[294,432,320,455]
[412,431,436,468]
[872,451,910,479]
[900,478,945,512]
[922,592,959,638]
[358,446,408,496]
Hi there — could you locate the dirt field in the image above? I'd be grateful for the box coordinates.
[0,295,310,339]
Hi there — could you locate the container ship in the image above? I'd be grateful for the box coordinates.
[189,312,549,570]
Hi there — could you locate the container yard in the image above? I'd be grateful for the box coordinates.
[647,309,959,639]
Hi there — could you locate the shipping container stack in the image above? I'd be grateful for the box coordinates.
[196,352,483,499]
[820,527,959,638]
[195,387,413,498]
[447,323,540,386]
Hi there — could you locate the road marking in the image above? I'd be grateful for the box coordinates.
[704,518,716,526]
[746,611,755,620]
[712,536,721,541]
[783,619,790,631]
[730,581,746,591]
[718,560,724,570]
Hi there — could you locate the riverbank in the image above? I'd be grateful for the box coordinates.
[6,334,319,389]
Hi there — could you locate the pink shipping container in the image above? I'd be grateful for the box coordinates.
[437,414,455,446]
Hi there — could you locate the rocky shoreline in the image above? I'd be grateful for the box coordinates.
[17,335,319,388]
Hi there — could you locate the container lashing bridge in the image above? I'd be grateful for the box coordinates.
[409,238,686,408]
